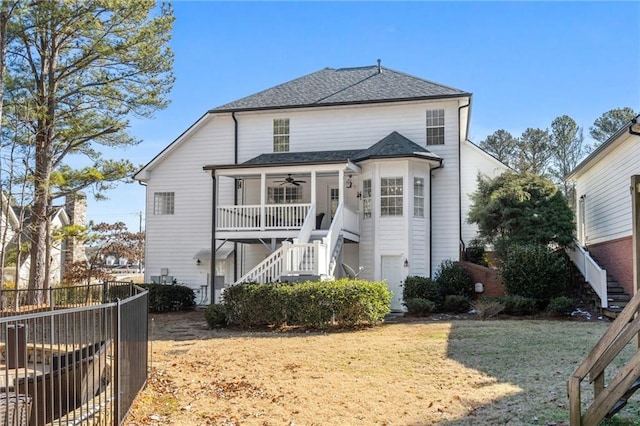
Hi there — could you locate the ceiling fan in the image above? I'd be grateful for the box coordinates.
[275,174,306,186]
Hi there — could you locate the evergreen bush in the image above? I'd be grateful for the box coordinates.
[443,295,471,313]
[404,298,436,317]
[500,244,568,302]
[501,295,539,316]
[141,283,196,313]
[204,304,228,327]
[547,296,576,316]
[435,260,474,299]
[402,276,442,309]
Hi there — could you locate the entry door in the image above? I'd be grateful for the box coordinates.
[381,255,404,311]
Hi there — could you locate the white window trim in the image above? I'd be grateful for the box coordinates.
[380,177,403,217]
[414,177,425,218]
[273,118,290,152]
[153,192,175,215]
[426,109,445,145]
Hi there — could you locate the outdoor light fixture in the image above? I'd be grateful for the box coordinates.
[404,259,409,268]
[196,259,201,265]
[346,175,353,189]
[629,115,640,136]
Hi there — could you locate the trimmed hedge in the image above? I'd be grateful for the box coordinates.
[222,278,392,328]
[140,284,196,313]
[404,298,435,317]
[402,276,442,309]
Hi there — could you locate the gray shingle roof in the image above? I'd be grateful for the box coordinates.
[207,132,440,170]
[212,65,469,112]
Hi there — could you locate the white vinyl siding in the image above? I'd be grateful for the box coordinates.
[460,141,509,246]
[573,132,640,245]
[273,118,289,152]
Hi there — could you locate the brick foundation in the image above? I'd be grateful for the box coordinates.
[461,261,505,298]
[587,236,633,295]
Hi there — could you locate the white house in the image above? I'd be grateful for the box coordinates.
[134,63,507,309]
[567,115,640,302]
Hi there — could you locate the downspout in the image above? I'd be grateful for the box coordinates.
[210,171,217,304]
[429,160,444,278]
[232,112,238,283]
[458,100,471,260]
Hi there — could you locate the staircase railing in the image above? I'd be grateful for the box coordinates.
[568,290,640,425]
[234,241,329,284]
[235,245,287,284]
[566,242,608,308]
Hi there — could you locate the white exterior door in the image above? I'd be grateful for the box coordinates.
[381,255,404,311]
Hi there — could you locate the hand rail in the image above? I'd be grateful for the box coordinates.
[566,242,608,308]
[568,290,640,424]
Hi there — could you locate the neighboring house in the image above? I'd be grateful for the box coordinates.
[0,192,87,288]
[134,63,507,309]
[567,115,640,299]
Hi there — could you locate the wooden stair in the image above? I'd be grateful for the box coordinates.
[568,290,640,425]
[603,275,632,319]
[606,378,640,418]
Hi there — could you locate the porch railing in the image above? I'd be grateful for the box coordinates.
[217,203,311,231]
[566,242,608,308]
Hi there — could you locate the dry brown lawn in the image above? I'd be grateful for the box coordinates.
[125,311,639,426]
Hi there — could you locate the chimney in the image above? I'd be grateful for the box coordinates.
[65,192,87,263]
[377,59,381,74]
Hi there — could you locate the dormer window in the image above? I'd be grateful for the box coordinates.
[273,118,290,152]
[426,109,445,145]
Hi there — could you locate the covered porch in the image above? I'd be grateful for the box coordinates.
[205,161,362,285]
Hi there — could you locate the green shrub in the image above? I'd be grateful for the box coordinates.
[204,304,227,327]
[435,260,474,299]
[471,298,504,320]
[404,298,435,317]
[141,284,196,313]
[443,295,471,313]
[502,295,539,316]
[547,296,576,316]
[402,276,442,309]
[500,244,569,302]
[222,279,392,328]
[465,240,489,266]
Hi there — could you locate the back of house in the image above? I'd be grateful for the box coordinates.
[134,63,506,310]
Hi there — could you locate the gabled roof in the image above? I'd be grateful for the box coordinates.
[212,65,470,112]
[205,131,441,171]
[567,114,640,180]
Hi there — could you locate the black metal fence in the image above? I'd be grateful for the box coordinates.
[0,282,148,425]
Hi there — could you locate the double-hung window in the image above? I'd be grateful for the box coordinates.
[380,177,403,216]
[268,186,301,204]
[426,109,445,145]
[414,178,425,217]
[362,179,372,219]
[273,118,290,152]
[153,192,174,215]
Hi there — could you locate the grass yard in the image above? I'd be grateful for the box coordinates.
[126,311,640,425]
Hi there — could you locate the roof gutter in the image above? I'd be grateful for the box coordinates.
[430,160,444,278]
[458,99,471,259]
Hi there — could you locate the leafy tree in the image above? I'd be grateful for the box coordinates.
[549,115,588,206]
[3,1,174,301]
[467,171,575,250]
[479,129,518,168]
[516,128,551,175]
[589,107,638,145]
[63,221,145,286]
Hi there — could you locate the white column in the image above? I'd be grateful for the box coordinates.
[260,173,266,230]
[338,169,344,205]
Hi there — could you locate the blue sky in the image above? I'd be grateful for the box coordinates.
[88,1,640,230]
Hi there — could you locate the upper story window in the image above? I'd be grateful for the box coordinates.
[273,118,290,152]
[426,109,445,145]
[362,179,372,219]
[268,186,301,204]
[380,177,403,216]
[414,177,424,217]
[153,192,174,215]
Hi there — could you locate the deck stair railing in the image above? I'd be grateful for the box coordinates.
[568,289,640,424]
[566,242,608,308]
